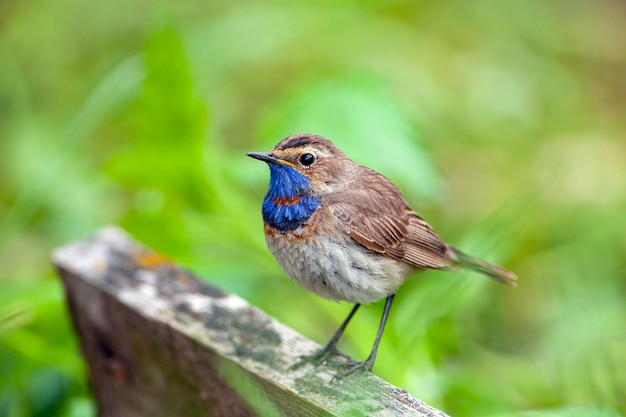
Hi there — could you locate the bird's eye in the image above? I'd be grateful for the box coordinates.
[299,153,316,167]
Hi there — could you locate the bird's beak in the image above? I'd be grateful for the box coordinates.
[246,152,295,167]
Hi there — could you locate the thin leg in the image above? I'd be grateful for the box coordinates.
[333,294,395,380]
[289,303,361,370]
[323,303,361,354]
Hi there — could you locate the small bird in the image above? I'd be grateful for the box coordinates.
[248,134,517,378]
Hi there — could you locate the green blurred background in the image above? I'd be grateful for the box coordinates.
[1,0,625,416]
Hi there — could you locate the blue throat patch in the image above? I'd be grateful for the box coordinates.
[262,164,321,233]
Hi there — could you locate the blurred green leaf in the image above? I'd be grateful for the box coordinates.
[107,27,206,198]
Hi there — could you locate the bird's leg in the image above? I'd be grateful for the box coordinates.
[289,303,361,370]
[332,294,395,380]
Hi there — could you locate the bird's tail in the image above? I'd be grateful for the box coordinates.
[447,246,518,287]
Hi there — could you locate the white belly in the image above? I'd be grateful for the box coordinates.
[266,233,413,304]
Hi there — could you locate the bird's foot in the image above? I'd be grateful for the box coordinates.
[288,344,349,371]
[290,346,376,381]
[331,356,375,382]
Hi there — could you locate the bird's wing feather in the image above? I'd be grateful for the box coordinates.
[330,169,451,269]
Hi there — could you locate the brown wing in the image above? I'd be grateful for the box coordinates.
[330,168,451,270]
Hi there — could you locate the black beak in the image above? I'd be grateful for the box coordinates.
[247,152,279,164]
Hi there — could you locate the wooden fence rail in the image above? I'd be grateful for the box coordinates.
[53,226,449,417]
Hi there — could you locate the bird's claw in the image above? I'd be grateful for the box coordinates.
[288,345,349,371]
[289,345,375,382]
[330,358,374,382]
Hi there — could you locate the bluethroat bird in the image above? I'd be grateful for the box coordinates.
[248,134,517,378]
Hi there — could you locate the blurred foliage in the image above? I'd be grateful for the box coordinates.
[1,0,625,416]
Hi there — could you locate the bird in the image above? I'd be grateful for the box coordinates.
[247,133,517,379]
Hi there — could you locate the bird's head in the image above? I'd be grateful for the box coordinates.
[248,134,351,232]
[247,134,350,196]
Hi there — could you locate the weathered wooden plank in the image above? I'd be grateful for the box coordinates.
[53,226,449,417]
